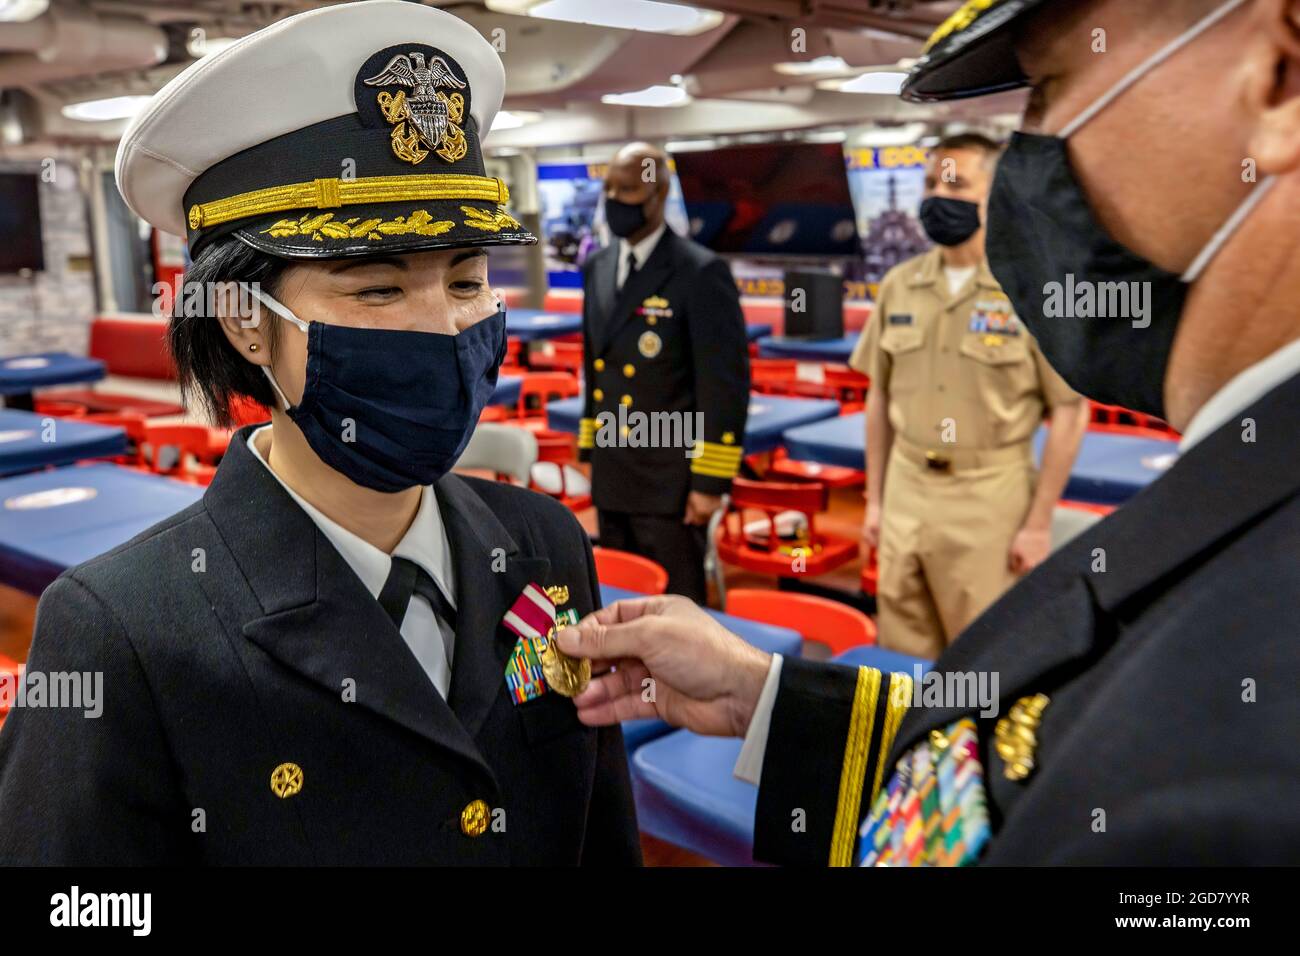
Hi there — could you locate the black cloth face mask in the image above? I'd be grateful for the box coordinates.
[253,290,506,492]
[985,0,1275,418]
[604,197,648,238]
[919,196,981,247]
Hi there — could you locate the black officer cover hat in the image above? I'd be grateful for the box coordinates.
[900,0,1054,103]
[116,1,536,260]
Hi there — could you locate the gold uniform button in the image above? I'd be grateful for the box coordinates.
[593,388,604,401]
[270,762,303,799]
[721,431,736,445]
[620,394,633,406]
[623,364,636,378]
[593,358,606,371]
[460,799,489,837]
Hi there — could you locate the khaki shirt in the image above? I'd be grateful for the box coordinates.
[849,247,1080,452]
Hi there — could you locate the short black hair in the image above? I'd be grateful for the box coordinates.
[169,237,290,427]
[934,132,1004,157]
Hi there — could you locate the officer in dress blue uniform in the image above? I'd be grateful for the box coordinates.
[559,0,1300,865]
[579,142,750,602]
[0,1,639,865]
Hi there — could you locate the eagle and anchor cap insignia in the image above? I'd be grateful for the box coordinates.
[118,2,537,259]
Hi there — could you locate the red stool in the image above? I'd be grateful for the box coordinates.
[725,588,876,655]
[592,547,669,595]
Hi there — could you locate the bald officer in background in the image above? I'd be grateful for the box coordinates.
[851,133,1089,659]
[579,142,750,602]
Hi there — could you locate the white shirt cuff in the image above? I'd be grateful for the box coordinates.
[732,653,784,786]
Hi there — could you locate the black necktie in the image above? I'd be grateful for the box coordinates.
[621,248,638,290]
[378,556,457,633]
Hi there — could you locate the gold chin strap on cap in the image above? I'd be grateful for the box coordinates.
[187,173,511,231]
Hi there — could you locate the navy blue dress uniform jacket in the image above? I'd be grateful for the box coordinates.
[753,371,1300,865]
[579,228,750,513]
[0,425,641,865]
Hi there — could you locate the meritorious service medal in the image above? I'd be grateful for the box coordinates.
[537,627,591,698]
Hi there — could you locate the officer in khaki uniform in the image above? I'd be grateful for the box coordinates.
[851,133,1088,659]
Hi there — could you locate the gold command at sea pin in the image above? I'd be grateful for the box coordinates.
[994,693,1050,781]
[502,582,590,699]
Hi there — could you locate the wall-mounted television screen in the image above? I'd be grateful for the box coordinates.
[672,142,860,258]
[0,173,44,272]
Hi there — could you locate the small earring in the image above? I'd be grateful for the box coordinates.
[248,343,260,352]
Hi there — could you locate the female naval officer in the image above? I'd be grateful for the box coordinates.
[0,1,640,865]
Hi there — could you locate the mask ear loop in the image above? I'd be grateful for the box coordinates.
[1181,176,1278,282]
[243,284,308,412]
[1058,0,1248,138]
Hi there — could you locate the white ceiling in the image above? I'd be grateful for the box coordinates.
[0,0,1026,149]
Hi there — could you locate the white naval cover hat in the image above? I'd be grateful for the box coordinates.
[115,0,535,259]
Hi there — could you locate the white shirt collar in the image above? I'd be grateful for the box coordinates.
[245,425,456,608]
[1178,336,1300,452]
[620,221,668,272]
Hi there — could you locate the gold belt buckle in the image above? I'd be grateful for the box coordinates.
[924,450,951,472]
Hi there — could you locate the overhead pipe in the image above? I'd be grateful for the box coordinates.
[0,4,168,87]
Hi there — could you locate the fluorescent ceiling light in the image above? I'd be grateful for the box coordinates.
[820,72,908,95]
[487,0,723,36]
[492,110,543,130]
[61,95,153,122]
[601,85,689,108]
[855,122,928,148]
[0,0,48,23]
[774,56,850,77]
[665,138,717,152]
[801,130,847,144]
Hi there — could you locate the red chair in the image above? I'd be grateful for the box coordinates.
[1087,401,1179,438]
[143,423,221,485]
[40,316,185,417]
[821,366,869,406]
[766,446,864,489]
[716,477,858,579]
[529,432,592,512]
[514,372,580,427]
[505,338,523,368]
[592,546,669,595]
[529,340,584,375]
[725,588,876,655]
[1058,499,1116,517]
[228,394,271,428]
[749,359,798,395]
[84,411,150,469]
[32,398,88,418]
[1088,421,1180,440]
[786,364,869,405]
